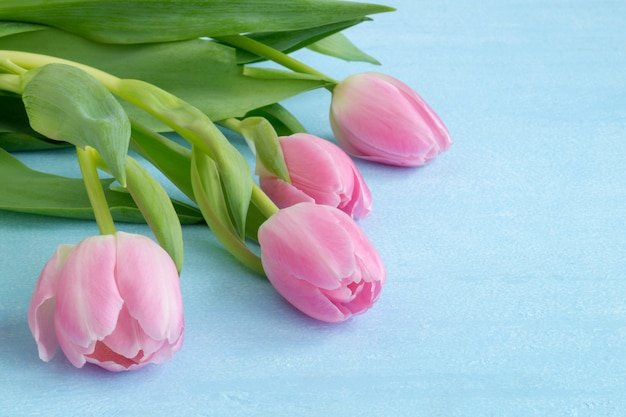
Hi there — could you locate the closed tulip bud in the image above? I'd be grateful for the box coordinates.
[28,232,184,372]
[258,203,385,323]
[259,133,372,219]
[330,72,452,167]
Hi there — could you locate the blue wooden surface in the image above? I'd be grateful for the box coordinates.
[2,1,626,415]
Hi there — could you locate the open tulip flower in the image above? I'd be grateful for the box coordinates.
[28,232,184,372]
[330,72,452,167]
[259,133,372,219]
[258,203,385,323]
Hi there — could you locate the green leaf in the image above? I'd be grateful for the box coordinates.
[239,103,307,137]
[113,77,254,240]
[0,21,47,38]
[0,29,330,131]
[190,149,237,238]
[240,117,290,182]
[125,156,185,272]
[0,94,69,151]
[0,132,69,151]
[307,32,381,64]
[231,18,370,64]
[129,123,194,201]
[0,0,394,44]
[190,147,263,274]
[0,147,202,223]
[21,63,130,185]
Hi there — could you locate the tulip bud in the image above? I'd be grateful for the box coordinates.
[258,133,372,219]
[28,232,184,372]
[258,203,385,322]
[330,72,452,167]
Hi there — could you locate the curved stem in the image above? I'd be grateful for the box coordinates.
[215,35,339,89]
[218,117,243,135]
[251,184,279,219]
[0,73,22,94]
[76,146,116,235]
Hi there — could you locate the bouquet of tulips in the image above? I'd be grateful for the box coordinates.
[0,0,451,371]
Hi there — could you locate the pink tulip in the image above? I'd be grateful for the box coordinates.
[330,72,452,167]
[258,203,385,322]
[28,232,184,372]
[259,133,372,219]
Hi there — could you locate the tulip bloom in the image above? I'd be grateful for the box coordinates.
[258,203,385,322]
[28,232,184,372]
[330,72,452,167]
[259,133,372,219]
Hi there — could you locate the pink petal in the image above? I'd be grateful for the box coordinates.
[97,305,143,361]
[27,244,75,361]
[268,270,348,323]
[54,235,123,349]
[260,176,315,208]
[114,232,183,344]
[259,204,355,290]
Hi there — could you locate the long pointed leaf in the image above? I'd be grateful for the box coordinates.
[231,18,370,64]
[0,147,202,223]
[0,21,46,38]
[125,156,185,272]
[307,32,381,64]
[0,0,394,44]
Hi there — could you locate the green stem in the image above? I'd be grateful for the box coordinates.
[251,183,279,219]
[76,146,116,235]
[0,73,22,94]
[218,117,243,135]
[215,35,339,90]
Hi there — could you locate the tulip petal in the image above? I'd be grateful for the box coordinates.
[331,72,451,167]
[114,232,183,344]
[260,204,355,289]
[260,133,371,219]
[260,176,315,207]
[55,235,123,349]
[97,305,143,362]
[27,244,74,362]
[376,72,452,153]
[269,270,348,323]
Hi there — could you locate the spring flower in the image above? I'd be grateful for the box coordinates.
[28,232,184,372]
[258,203,385,323]
[258,133,372,219]
[330,71,452,167]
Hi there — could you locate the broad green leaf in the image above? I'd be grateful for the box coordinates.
[0,0,394,44]
[0,21,46,38]
[21,63,130,184]
[125,156,185,272]
[0,29,330,131]
[240,117,290,182]
[307,32,381,64]
[0,147,202,223]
